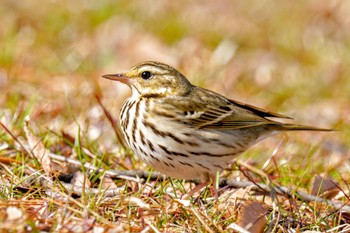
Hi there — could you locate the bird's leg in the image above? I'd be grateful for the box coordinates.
[209,173,219,201]
[182,173,219,200]
[181,181,210,200]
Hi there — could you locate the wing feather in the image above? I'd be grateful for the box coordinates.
[161,87,289,130]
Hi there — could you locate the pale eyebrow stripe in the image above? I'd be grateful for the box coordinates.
[139,66,167,73]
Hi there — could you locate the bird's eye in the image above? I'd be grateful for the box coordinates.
[141,71,152,80]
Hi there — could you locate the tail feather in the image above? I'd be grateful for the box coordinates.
[270,124,334,131]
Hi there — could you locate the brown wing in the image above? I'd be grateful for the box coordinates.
[228,98,293,119]
[171,87,289,130]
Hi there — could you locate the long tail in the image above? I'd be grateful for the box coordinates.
[270,123,334,131]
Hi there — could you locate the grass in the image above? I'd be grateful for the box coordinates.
[1,0,350,232]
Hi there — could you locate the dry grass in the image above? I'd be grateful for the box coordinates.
[1,0,350,232]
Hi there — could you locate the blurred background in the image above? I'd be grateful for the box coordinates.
[0,0,349,161]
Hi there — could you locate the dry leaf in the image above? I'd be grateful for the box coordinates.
[24,116,53,175]
[126,197,150,210]
[311,175,339,199]
[237,201,268,233]
[217,190,240,220]
[101,175,118,189]
[49,137,73,158]
[71,171,91,188]
[6,206,23,221]
[0,206,27,230]
[218,187,257,220]
[24,117,70,174]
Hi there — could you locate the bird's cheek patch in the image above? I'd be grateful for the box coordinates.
[157,87,168,95]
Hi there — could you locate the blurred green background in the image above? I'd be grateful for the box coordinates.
[0,0,349,163]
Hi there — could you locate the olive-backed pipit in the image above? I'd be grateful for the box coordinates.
[103,61,331,198]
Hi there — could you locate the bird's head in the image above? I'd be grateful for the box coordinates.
[102,61,193,98]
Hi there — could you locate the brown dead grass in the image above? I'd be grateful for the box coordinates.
[1,0,350,232]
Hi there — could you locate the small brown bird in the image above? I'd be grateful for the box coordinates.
[103,61,331,197]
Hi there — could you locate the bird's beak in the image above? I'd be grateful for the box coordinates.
[102,73,130,83]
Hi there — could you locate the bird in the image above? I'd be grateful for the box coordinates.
[102,61,331,198]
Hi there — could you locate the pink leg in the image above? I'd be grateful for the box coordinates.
[182,173,219,200]
[210,173,219,201]
[182,181,210,200]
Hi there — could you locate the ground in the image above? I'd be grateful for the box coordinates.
[0,1,350,232]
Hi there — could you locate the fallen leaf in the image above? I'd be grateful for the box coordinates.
[6,206,23,221]
[71,171,91,188]
[101,175,118,189]
[24,116,53,175]
[237,201,268,233]
[126,197,150,210]
[311,175,339,199]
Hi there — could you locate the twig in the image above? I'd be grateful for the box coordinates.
[48,152,162,181]
[0,121,27,152]
[45,179,124,197]
[95,95,127,149]
[220,179,350,213]
[47,152,350,214]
